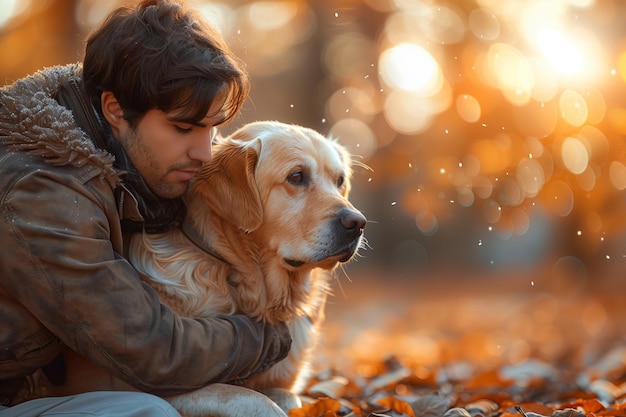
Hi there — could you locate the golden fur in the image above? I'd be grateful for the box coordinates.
[128,121,366,417]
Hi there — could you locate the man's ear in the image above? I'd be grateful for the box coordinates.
[100,91,127,138]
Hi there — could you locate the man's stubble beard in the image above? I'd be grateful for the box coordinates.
[118,128,190,200]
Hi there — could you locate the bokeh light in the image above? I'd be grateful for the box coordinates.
[3,0,626,277]
[379,43,443,96]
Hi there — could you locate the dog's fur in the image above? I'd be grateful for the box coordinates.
[128,121,366,417]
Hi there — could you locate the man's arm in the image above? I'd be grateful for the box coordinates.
[0,169,290,395]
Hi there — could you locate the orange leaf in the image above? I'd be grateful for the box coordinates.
[516,402,556,416]
[465,369,514,390]
[377,396,417,417]
[560,399,605,414]
[288,398,342,417]
[597,410,626,417]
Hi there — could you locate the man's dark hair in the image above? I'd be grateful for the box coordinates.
[83,0,249,128]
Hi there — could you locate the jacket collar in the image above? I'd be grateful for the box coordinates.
[0,64,186,234]
[0,64,121,187]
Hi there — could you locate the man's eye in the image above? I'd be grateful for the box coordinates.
[287,170,304,185]
[174,125,193,134]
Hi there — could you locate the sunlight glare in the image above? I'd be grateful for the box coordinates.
[534,28,585,77]
[520,2,603,82]
[379,43,443,96]
[0,0,32,29]
[0,0,17,28]
[567,0,595,9]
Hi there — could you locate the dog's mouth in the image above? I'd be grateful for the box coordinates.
[285,259,306,268]
[283,240,361,270]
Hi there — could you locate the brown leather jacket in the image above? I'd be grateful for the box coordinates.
[0,64,290,406]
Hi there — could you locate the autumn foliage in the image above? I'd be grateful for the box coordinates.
[287,276,626,417]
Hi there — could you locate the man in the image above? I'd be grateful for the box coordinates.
[0,1,291,416]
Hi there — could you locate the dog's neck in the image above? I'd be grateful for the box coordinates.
[181,218,231,266]
[182,197,330,323]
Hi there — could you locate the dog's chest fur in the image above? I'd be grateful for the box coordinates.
[128,217,330,391]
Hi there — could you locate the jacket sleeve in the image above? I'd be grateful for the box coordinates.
[0,168,291,396]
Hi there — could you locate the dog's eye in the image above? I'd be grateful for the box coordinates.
[287,170,304,184]
[337,174,345,188]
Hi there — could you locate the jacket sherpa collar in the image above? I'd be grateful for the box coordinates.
[0,64,187,233]
[0,63,121,187]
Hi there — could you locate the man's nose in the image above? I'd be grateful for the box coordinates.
[188,131,214,162]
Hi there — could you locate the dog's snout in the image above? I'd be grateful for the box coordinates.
[339,208,366,236]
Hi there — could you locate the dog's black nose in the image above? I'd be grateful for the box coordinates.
[339,208,367,237]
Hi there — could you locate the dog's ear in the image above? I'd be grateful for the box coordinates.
[192,141,263,232]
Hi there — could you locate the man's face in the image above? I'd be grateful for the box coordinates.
[117,94,226,199]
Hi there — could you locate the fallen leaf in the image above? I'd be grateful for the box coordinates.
[559,399,605,414]
[513,402,555,416]
[377,396,417,417]
[464,369,514,390]
[410,395,454,417]
[308,376,351,398]
[552,409,587,417]
[288,398,342,417]
[444,407,473,417]
[464,398,499,416]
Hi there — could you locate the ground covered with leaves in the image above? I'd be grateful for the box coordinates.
[289,270,626,417]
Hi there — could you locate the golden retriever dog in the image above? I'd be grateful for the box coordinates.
[127,121,367,417]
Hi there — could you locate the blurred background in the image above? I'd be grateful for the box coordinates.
[3,0,626,295]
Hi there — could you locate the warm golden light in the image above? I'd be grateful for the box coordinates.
[609,161,626,191]
[0,0,31,29]
[456,94,481,123]
[484,43,534,106]
[379,43,443,96]
[383,91,433,134]
[3,0,626,288]
[329,118,376,161]
[561,137,589,175]
[559,90,589,127]
[516,157,545,198]
[542,180,575,217]
[534,28,586,77]
[469,7,500,41]
[247,1,297,30]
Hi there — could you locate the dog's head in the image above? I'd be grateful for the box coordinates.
[191,120,366,271]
